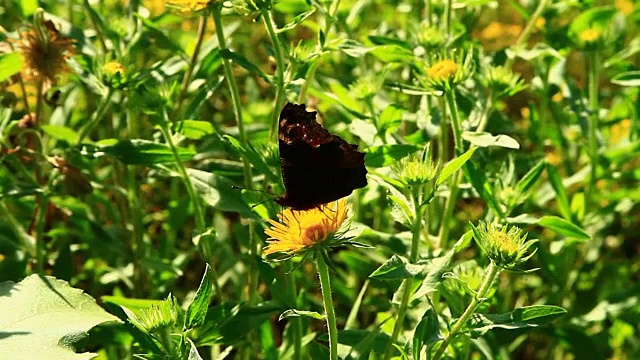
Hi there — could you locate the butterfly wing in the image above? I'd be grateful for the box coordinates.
[277,103,367,210]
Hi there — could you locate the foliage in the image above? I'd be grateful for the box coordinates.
[0,0,639,359]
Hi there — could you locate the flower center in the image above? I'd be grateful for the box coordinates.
[428,59,458,81]
[304,223,330,244]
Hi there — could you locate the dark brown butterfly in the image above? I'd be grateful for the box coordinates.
[275,103,368,210]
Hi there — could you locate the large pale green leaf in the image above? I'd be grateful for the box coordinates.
[462,132,520,149]
[0,275,120,359]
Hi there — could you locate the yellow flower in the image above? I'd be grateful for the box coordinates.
[427,59,458,82]
[579,28,601,43]
[103,61,125,76]
[615,0,634,15]
[264,199,350,256]
[166,0,213,13]
[14,11,75,86]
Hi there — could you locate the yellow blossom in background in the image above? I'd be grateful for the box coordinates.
[615,0,634,15]
[579,28,601,43]
[15,13,75,86]
[610,119,631,144]
[264,199,350,256]
[427,59,458,82]
[478,22,522,50]
[535,17,546,29]
[103,62,125,76]
[166,0,213,13]
[552,92,564,103]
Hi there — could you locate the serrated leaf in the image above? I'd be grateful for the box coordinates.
[83,139,195,165]
[187,168,258,219]
[364,144,421,167]
[185,264,213,329]
[176,120,215,140]
[437,147,477,186]
[0,52,24,82]
[462,132,519,149]
[278,309,324,321]
[468,305,567,337]
[537,216,591,241]
[411,251,455,300]
[369,255,423,280]
[413,309,442,357]
[0,275,120,359]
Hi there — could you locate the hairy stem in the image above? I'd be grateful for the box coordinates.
[317,252,339,360]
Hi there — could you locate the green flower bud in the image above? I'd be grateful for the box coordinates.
[471,222,537,270]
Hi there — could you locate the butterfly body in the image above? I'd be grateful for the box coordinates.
[276,103,368,210]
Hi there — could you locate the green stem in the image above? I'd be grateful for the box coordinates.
[586,50,599,206]
[317,252,339,360]
[77,88,114,144]
[445,0,453,40]
[172,14,207,121]
[505,0,548,70]
[383,187,423,360]
[158,121,223,303]
[285,261,302,359]
[82,0,108,54]
[262,8,287,143]
[212,5,257,304]
[445,89,463,153]
[433,262,500,360]
[34,194,48,273]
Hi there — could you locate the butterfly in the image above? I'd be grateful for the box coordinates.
[275,103,368,210]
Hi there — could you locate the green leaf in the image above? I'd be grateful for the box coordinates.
[411,251,455,300]
[218,302,283,343]
[364,144,421,167]
[378,104,404,134]
[187,168,258,219]
[369,255,423,280]
[278,309,324,321]
[468,305,567,337]
[413,309,442,357]
[185,264,213,329]
[276,9,315,33]
[83,139,195,165]
[437,147,477,186]
[385,81,439,96]
[464,160,504,218]
[175,120,215,140]
[611,70,640,87]
[219,49,270,82]
[369,45,415,63]
[515,160,546,196]
[0,52,24,82]
[41,125,80,144]
[0,275,120,359]
[537,216,591,241]
[545,163,572,221]
[461,132,520,149]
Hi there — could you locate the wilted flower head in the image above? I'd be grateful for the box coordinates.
[264,199,351,257]
[14,9,75,86]
[470,222,537,270]
[480,65,527,98]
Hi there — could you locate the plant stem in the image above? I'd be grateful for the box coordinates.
[172,14,207,121]
[34,194,48,273]
[262,8,287,142]
[285,261,302,359]
[586,50,599,206]
[433,262,500,360]
[317,252,339,360]
[158,121,223,303]
[505,0,548,70]
[383,187,423,360]
[437,89,464,248]
[445,0,453,39]
[77,88,114,144]
[212,5,258,304]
